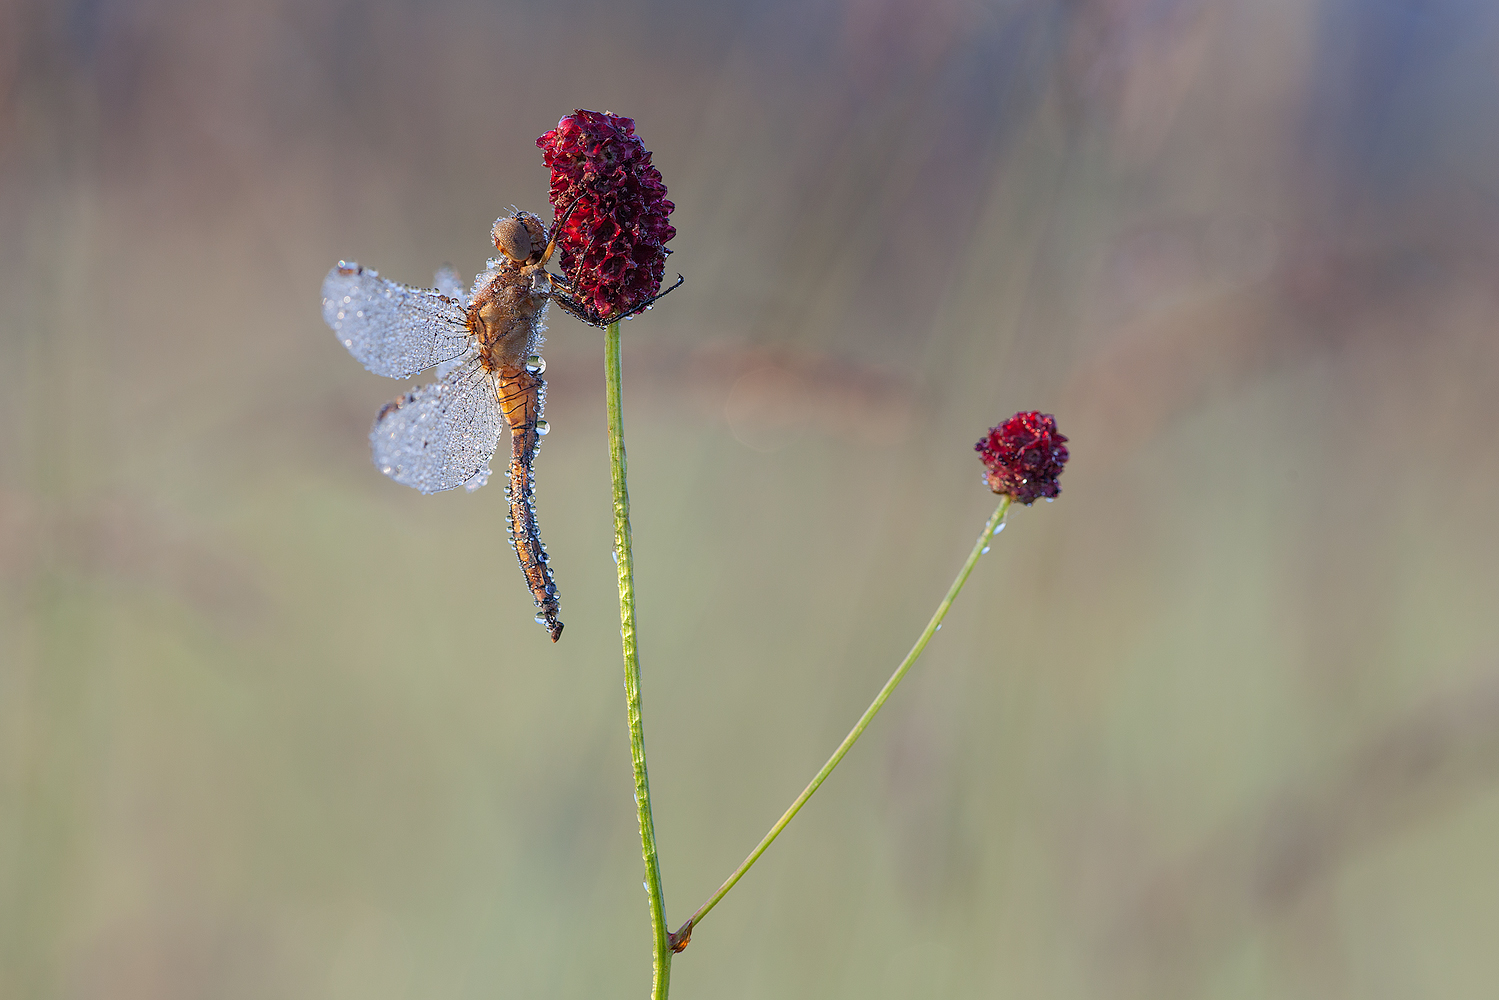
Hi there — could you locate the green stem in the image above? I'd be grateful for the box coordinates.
[670,496,1013,948]
[605,321,672,999]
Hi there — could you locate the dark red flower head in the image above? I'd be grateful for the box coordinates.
[537,110,676,325]
[975,411,1069,504]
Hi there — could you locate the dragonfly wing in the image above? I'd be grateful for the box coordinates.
[370,357,503,494]
[323,263,471,378]
[434,265,466,302]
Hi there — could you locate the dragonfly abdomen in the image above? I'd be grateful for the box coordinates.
[498,367,562,641]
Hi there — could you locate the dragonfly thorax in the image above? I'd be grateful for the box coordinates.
[469,266,550,371]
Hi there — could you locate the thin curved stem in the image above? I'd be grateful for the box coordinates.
[670,496,1013,949]
[605,320,672,999]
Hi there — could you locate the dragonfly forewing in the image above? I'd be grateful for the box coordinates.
[323,263,472,378]
[370,358,504,494]
[433,265,466,302]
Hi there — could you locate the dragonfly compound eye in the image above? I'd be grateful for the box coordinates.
[492,215,535,262]
[491,214,551,263]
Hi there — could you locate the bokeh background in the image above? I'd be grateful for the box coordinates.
[4,0,1499,997]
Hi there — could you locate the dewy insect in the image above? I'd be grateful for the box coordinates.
[321,208,602,641]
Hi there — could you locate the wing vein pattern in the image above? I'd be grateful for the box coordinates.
[323,264,471,378]
[370,357,503,494]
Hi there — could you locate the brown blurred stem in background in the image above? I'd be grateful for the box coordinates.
[1106,670,1499,1000]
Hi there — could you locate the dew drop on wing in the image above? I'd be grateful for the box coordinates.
[525,355,546,374]
[534,419,549,436]
[464,462,492,492]
[535,614,547,625]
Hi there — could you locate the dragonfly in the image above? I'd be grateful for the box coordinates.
[320,210,597,642]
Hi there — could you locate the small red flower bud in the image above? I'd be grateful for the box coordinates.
[537,110,676,325]
[975,411,1069,504]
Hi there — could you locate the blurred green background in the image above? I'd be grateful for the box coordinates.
[4,0,1499,997]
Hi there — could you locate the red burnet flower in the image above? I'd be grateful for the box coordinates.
[975,411,1069,504]
[537,110,677,325]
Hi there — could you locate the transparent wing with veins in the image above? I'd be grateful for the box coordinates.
[322,263,471,378]
[370,356,504,494]
[433,265,466,302]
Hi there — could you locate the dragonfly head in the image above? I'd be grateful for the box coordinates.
[492,212,548,265]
